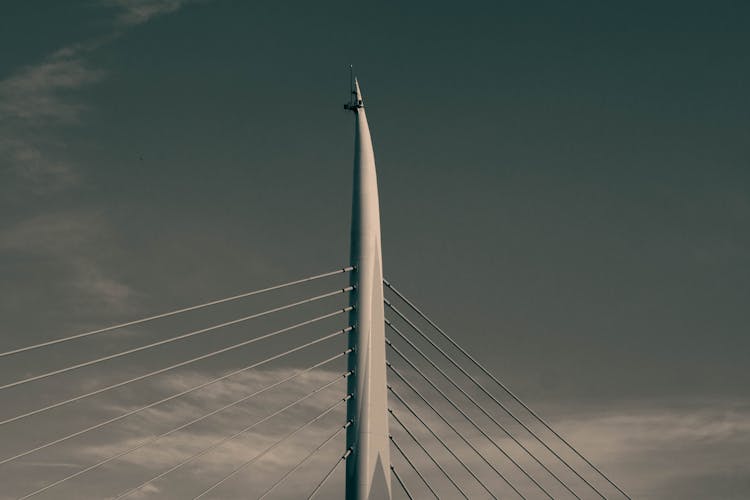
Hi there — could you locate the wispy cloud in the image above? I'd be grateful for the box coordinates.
[553,404,750,499]
[0,211,136,312]
[0,53,104,124]
[0,138,80,195]
[0,0,200,197]
[105,0,199,26]
[0,47,102,195]
[0,25,116,196]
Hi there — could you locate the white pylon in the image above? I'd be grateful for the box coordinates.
[345,76,392,500]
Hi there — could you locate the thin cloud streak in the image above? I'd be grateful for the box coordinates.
[0,211,137,313]
[554,404,750,499]
[0,54,104,124]
[104,0,200,26]
[0,36,106,195]
[0,0,203,197]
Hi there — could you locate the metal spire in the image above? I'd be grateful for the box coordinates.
[345,73,392,500]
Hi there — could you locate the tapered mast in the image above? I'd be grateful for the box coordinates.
[345,76,392,500]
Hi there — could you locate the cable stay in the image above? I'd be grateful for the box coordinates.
[389,409,469,500]
[387,336,558,499]
[384,278,630,499]
[388,367,521,499]
[387,322,571,499]
[257,422,350,500]
[0,308,351,428]
[385,297,606,499]
[0,267,353,359]
[192,395,351,499]
[388,385,503,500]
[307,447,352,500]
[16,350,351,500]
[390,435,439,500]
[391,465,414,500]
[0,320,351,466]
[0,287,352,392]
[114,372,351,499]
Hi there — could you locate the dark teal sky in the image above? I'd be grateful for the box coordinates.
[1,1,749,498]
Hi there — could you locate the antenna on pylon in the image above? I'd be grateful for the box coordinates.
[344,65,363,111]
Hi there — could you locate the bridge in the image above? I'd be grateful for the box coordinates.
[0,77,629,499]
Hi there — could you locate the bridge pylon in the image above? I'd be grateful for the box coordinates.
[345,76,392,500]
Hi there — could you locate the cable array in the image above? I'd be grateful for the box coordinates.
[0,319,352,466]
[192,395,351,499]
[388,382,503,499]
[389,434,439,499]
[387,325,562,499]
[18,351,351,500]
[0,287,352,392]
[389,408,469,499]
[307,447,351,499]
[383,278,630,499]
[0,267,352,359]
[115,374,351,499]
[258,422,350,500]
[1,269,629,499]
[1,308,351,428]
[1,268,356,499]
[390,357,528,499]
[388,298,605,498]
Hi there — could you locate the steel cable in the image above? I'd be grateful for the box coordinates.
[17,350,351,499]
[388,385,502,499]
[385,298,605,499]
[257,422,350,500]
[387,323,569,499]
[192,395,351,499]
[388,366,522,499]
[389,409,468,500]
[307,447,351,499]
[391,466,414,500]
[0,267,353,359]
[390,435,439,500]
[0,309,351,427]
[0,287,352,392]
[115,373,351,499]
[0,316,351,465]
[384,279,629,499]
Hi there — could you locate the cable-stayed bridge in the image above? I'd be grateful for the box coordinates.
[0,78,629,500]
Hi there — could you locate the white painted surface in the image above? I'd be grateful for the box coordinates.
[345,78,392,500]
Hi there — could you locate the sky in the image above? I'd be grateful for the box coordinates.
[1,0,749,498]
